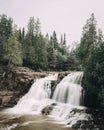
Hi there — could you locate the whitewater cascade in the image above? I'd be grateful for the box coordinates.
[52,72,83,105]
[11,74,58,113]
[6,72,90,127]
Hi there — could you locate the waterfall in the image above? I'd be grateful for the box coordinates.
[52,72,83,105]
[10,74,58,113]
[5,72,90,127]
[9,72,84,114]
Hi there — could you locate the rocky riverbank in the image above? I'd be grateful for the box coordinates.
[41,104,104,130]
[72,108,104,130]
[0,67,69,108]
[0,67,46,108]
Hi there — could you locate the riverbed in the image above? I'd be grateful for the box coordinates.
[0,109,73,130]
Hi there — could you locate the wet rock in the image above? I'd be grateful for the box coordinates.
[71,108,104,130]
[41,104,55,115]
[0,97,2,105]
[50,80,57,98]
[0,67,49,108]
[0,91,21,107]
[58,73,67,81]
[51,103,57,106]
[50,72,69,98]
[0,67,70,108]
[72,120,94,130]
[7,96,17,107]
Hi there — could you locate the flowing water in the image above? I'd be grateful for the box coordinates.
[0,72,90,130]
[0,111,73,130]
[53,72,83,105]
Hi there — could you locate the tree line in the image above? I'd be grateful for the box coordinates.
[74,13,104,109]
[0,14,76,71]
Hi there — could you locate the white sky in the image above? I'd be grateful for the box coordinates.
[0,0,104,45]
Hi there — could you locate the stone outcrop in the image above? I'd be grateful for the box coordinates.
[71,108,104,130]
[41,103,57,115]
[0,67,70,108]
[0,67,48,108]
[50,72,69,98]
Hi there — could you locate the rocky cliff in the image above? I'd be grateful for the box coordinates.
[0,67,69,108]
[0,67,48,108]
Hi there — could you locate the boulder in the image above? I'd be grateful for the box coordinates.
[0,97,2,105]
[41,104,56,115]
[71,108,104,130]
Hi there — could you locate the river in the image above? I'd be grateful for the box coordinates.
[0,109,73,130]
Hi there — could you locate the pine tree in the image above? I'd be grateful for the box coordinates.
[21,27,25,43]
[0,14,12,38]
[35,34,48,70]
[4,35,22,68]
[0,14,13,65]
[77,13,97,68]
[0,35,7,65]
[79,15,104,108]
[63,33,66,45]
[60,34,63,45]
[52,31,58,49]
[34,18,41,36]
[27,17,35,35]
[23,17,36,68]
[47,37,57,70]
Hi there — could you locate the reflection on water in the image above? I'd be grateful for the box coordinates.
[0,109,73,130]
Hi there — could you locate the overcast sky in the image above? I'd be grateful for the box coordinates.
[0,0,104,44]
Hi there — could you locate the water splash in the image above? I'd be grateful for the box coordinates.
[4,72,90,128]
[8,74,58,114]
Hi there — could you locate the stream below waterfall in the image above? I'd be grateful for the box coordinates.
[0,72,92,130]
[0,110,73,130]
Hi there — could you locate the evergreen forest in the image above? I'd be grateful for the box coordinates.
[0,14,75,71]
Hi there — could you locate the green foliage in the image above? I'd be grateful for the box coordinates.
[76,14,104,108]
[0,14,13,65]
[35,34,48,70]
[34,18,41,36]
[23,33,36,68]
[76,13,97,68]
[56,51,66,70]
[0,14,12,38]
[0,35,7,65]
[0,14,77,72]
[99,88,104,107]
[27,17,35,35]
[52,31,58,49]
[82,37,104,108]
[4,35,23,68]
[47,38,57,70]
